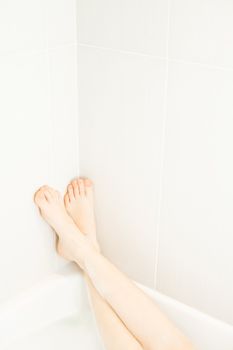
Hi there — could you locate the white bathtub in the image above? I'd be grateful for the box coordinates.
[0,264,232,350]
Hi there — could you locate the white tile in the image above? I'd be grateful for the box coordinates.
[78,45,166,286]
[169,0,233,68]
[47,0,77,47]
[77,0,169,57]
[0,53,59,301]
[157,61,233,324]
[48,45,79,192]
[0,0,47,54]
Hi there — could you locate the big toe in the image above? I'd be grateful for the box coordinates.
[34,187,47,206]
[84,178,94,198]
[77,178,85,196]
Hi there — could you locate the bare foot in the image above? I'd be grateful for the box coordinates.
[34,185,95,268]
[64,178,99,251]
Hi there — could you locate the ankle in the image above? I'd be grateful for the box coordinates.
[81,244,101,272]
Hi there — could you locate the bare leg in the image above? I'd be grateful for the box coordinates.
[34,185,194,350]
[84,274,143,350]
[64,178,142,350]
[84,246,194,350]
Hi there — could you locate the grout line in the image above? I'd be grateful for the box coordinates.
[0,48,49,59]
[45,2,60,272]
[0,40,233,73]
[47,42,78,52]
[45,3,55,190]
[77,42,233,73]
[78,42,166,61]
[168,57,233,72]
[74,0,80,177]
[0,43,78,59]
[153,0,171,290]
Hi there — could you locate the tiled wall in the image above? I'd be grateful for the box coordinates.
[77,0,233,325]
[0,0,78,301]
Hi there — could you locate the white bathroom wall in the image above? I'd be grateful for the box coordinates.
[76,0,233,325]
[157,0,233,326]
[78,45,166,286]
[0,0,78,302]
[77,0,168,286]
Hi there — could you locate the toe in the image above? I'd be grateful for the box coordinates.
[84,178,93,198]
[67,184,75,201]
[51,188,60,199]
[34,188,47,206]
[41,185,59,202]
[64,192,70,207]
[84,178,92,187]
[78,178,85,196]
[43,190,53,202]
[71,180,80,198]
